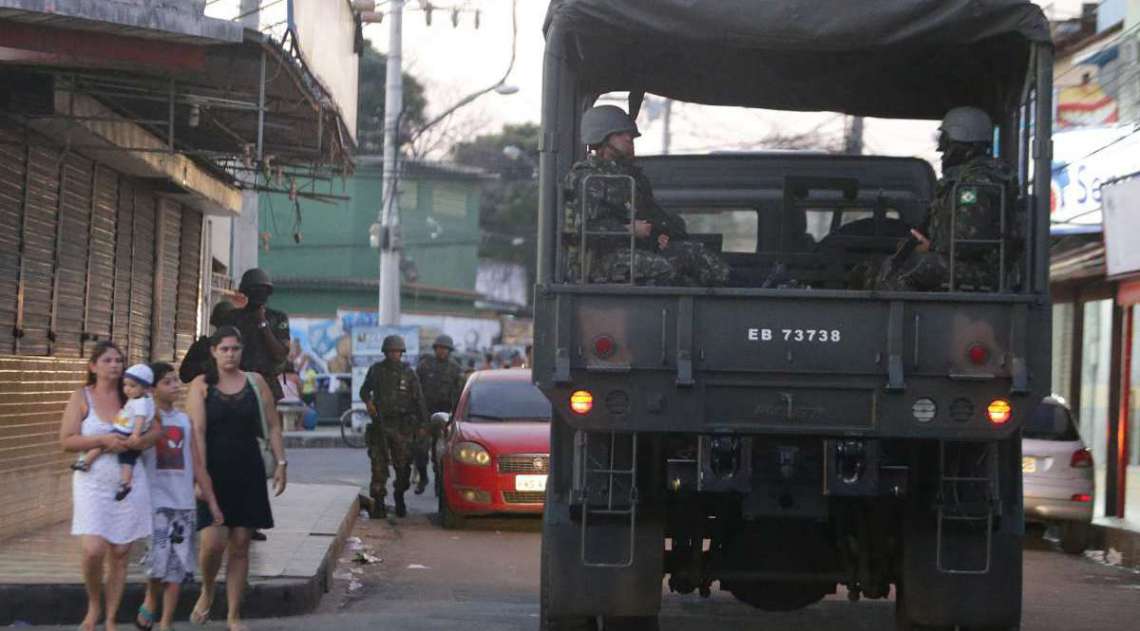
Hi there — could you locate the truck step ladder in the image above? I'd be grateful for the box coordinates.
[574,430,639,568]
[934,441,1000,574]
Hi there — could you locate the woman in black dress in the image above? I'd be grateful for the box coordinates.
[187,326,286,631]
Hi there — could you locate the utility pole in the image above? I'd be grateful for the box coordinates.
[378,0,404,324]
[662,98,673,155]
[231,0,262,285]
[845,115,864,155]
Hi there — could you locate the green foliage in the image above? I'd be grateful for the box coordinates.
[451,123,540,281]
[357,42,429,153]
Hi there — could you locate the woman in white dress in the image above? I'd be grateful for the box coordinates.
[60,341,162,631]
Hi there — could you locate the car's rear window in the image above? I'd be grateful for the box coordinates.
[1024,402,1080,441]
[466,379,552,421]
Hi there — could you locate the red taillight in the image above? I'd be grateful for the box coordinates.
[1071,493,1092,503]
[593,335,616,359]
[1070,448,1093,469]
[967,343,989,365]
[570,390,594,415]
[987,399,1012,424]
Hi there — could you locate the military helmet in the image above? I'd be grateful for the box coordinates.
[208,300,235,327]
[939,107,993,145]
[381,335,406,352]
[239,267,274,292]
[580,105,641,146]
[432,334,455,350]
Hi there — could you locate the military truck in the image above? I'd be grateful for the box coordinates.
[532,1,1053,630]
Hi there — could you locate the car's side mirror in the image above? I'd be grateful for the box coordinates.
[430,411,451,429]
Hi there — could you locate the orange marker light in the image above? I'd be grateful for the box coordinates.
[987,399,1012,424]
[570,390,594,415]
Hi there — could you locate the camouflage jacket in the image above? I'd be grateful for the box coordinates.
[927,155,1019,256]
[415,355,465,413]
[562,156,688,280]
[359,359,428,426]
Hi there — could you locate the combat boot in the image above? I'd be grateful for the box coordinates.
[394,492,407,517]
[371,497,387,519]
[414,476,428,495]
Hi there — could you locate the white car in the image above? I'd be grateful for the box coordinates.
[1022,396,1094,554]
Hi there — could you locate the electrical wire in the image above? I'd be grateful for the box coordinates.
[1051,125,1140,173]
[233,0,286,22]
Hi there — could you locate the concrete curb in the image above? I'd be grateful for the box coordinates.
[284,430,349,449]
[1091,520,1140,569]
[0,496,359,626]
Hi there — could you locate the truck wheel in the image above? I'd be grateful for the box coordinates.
[894,585,952,631]
[602,616,659,630]
[540,524,598,631]
[1059,522,1089,555]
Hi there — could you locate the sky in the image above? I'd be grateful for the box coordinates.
[207,0,1089,164]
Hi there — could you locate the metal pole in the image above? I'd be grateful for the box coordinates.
[661,98,672,155]
[378,0,404,324]
[845,115,864,155]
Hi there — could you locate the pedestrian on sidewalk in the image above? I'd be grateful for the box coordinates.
[187,326,287,631]
[179,300,235,384]
[414,335,465,494]
[59,341,162,631]
[135,362,224,631]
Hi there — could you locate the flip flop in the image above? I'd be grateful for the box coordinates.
[134,604,157,630]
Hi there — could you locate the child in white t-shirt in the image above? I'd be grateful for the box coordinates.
[73,363,156,501]
[136,362,223,631]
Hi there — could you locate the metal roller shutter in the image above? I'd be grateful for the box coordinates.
[84,165,117,355]
[128,188,155,364]
[52,153,93,358]
[175,208,202,361]
[151,198,181,361]
[112,177,134,349]
[17,142,61,356]
[0,124,26,352]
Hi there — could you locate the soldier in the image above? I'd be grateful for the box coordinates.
[562,105,731,286]
[877,106,1019,291]
[414,334,466,495]
[359,335,428,518]
[230,268,292,400]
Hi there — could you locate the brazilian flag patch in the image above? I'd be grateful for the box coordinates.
[958,188,978,206]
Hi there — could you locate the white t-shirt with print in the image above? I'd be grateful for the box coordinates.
[143,409,197,510]
[112,395,155,436]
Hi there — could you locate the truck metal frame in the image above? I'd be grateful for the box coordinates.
[533,2,1054,630]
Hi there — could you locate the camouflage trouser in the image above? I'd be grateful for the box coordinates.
[592,240,730,286]
[366,419,416,501]
[877,250,1002,292]
[412,426,434,480]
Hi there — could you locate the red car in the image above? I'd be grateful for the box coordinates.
[434,368,552,528]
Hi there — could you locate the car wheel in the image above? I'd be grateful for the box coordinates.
[1059,522,1089,555]
[438,472,465,530]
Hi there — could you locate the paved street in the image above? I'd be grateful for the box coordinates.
[241,449,1140,631]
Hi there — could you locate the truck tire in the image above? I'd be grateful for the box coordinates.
[541,525,598,631]
[895,585,952,631]
[1059,522,1089,555]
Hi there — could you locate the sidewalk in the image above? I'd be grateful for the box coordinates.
[284,428,346,449]
[1092,516,1140,569]
[0,483,360,626]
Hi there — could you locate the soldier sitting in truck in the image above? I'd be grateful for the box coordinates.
[877,106,1021,292]
[562,105,731,286]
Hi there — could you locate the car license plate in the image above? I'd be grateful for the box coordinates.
[1022,457,1036,473]
[515,474,548,492]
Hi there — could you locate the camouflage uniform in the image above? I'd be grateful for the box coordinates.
[230,306,291,400]
[359,358,428,505]
[562,156,730,286]
[414,354,466,484]
[878,155,1019,292]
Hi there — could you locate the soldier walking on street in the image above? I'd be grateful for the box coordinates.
[359,335,428,518]
[414,335,466,495]
[230,268,292,400]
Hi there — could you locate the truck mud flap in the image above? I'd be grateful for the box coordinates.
[542,501,664,618]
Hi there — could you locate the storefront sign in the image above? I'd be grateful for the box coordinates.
[1102,174,1140,279]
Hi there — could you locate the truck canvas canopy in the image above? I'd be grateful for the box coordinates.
[544,0,1052,119]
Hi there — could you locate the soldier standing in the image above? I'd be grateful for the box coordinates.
[414,335,466,494]
[230,268,292,400]
[877,106,1019,291]
[562,105,731,286]
[359,335,428,518]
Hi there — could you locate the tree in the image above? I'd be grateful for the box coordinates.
[451,123,541,301]
[356,42,429,154]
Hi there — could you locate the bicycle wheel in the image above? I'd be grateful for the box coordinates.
[340,408,370,448]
